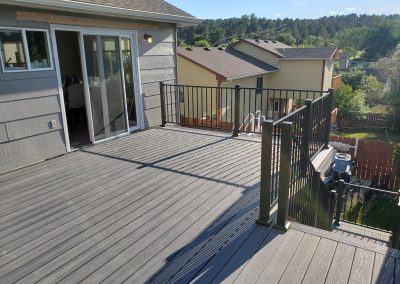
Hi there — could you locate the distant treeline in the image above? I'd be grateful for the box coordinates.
[178,13,400,61]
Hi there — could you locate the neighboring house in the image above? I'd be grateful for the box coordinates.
[0,0,200,174]
[178,46,279,123]
[177,39,338,124]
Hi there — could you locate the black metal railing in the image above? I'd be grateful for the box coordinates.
[334,181,400,248]
[160,83,329,136]
[257,89,335,229]
[335,181,399,232]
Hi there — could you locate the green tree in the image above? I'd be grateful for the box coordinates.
[276,32,296,46]
[362,75,384,106]
[193,39,210,47]
[335,27,368,57]
[341,69,365,90]
[334,84,367,115]
[388,91,400,132]
[373,45,400,93]
[299,35,328,47]
[362,19,400,61]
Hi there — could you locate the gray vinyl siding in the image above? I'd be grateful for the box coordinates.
[0,5,178,174]
[0,5,66,174]
[137,25,177,127]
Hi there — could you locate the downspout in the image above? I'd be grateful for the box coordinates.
[321,60,326,91]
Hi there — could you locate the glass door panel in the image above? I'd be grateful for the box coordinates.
[102,37,127,136]
[84,35,105,140]
[121,37,137,128]
[83,34,128,142]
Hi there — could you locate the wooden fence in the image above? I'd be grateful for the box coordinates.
[338,112,390,130]
[330,135,399,191]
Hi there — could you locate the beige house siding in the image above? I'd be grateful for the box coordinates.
[269,60,323,91]
[232,42,279,67]
[177,56,218,122]
[323,59,334,91]
[177,56,218,87]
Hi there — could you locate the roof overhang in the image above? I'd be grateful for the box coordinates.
[233,39,284,58]
[178,53,278,82]
[0,0,202,26]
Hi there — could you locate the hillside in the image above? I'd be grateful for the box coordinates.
[178,13,400,61]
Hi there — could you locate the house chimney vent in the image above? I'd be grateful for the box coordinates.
[185,47,193,51]
[204,47,211,51]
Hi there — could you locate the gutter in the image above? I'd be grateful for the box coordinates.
[0,0,202,26]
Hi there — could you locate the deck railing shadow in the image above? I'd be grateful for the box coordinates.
[147,182,280,284]
[80,127,273,282]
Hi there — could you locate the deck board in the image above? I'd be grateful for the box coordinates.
[0,126,399,284]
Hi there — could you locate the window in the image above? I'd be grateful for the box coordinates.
[0,28,52,72]
[256,77,263,94]
[26,31,51,69]
[274,101,279,112]
[0,30,26,70]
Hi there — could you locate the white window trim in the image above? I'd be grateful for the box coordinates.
[0,26,54,73]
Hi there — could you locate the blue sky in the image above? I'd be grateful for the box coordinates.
[167,0,400,19]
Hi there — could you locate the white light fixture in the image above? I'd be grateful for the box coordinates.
[144,34,152,43]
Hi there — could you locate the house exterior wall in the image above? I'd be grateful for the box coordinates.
[269,60,323,91]
[138,24,177,128]
[177,56,218,121]
[323,58,334,91]
[232,41,279,67]
[0,5,176,174]
[0,5,66,174]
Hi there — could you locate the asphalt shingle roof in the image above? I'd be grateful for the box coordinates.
[277,46,338,60]
[239,39,337,60]
[178,47,278,81]
[70,0,195,18]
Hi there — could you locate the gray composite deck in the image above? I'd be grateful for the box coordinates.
[0,126,399,283]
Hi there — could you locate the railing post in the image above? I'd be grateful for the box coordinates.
[393,191,400,249]
[324,88,334,148]
[257,120,274,226]
[310,170,321,227]
[275,121,293,231]
[334,179,345,226]
[327,189,337,231]
[300,99,313,176]
[160,82,167,127]
[232,84,241,137]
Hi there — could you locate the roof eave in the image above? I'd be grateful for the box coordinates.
[225,70,279,81]
[0,0,202,25]
[279,57,332,61]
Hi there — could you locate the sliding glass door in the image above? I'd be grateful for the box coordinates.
[81,33,138,143]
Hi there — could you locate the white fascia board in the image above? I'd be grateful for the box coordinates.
[0,0,202,25]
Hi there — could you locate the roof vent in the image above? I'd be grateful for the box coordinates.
[272,40,277,43]
[218,47,225,51]
[255,39,260,43]
[264,40,269,43]
[185,47,193,51]
[204,47,211,51]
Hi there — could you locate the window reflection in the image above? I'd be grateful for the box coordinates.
[0,30,26,70]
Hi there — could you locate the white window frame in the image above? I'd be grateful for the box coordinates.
[0,26,53,73]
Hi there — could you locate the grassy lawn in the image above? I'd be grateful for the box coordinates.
[332,130,400,144]
[369,104,389,113]
[343,194,396,232]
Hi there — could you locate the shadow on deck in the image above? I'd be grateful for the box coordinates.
[0,126,398,283]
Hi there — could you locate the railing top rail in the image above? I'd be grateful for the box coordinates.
[161,83,236,90]
[272,105,307,126]
[162,83,331,94]
[343,182,399,195]
[311,90,331,104]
